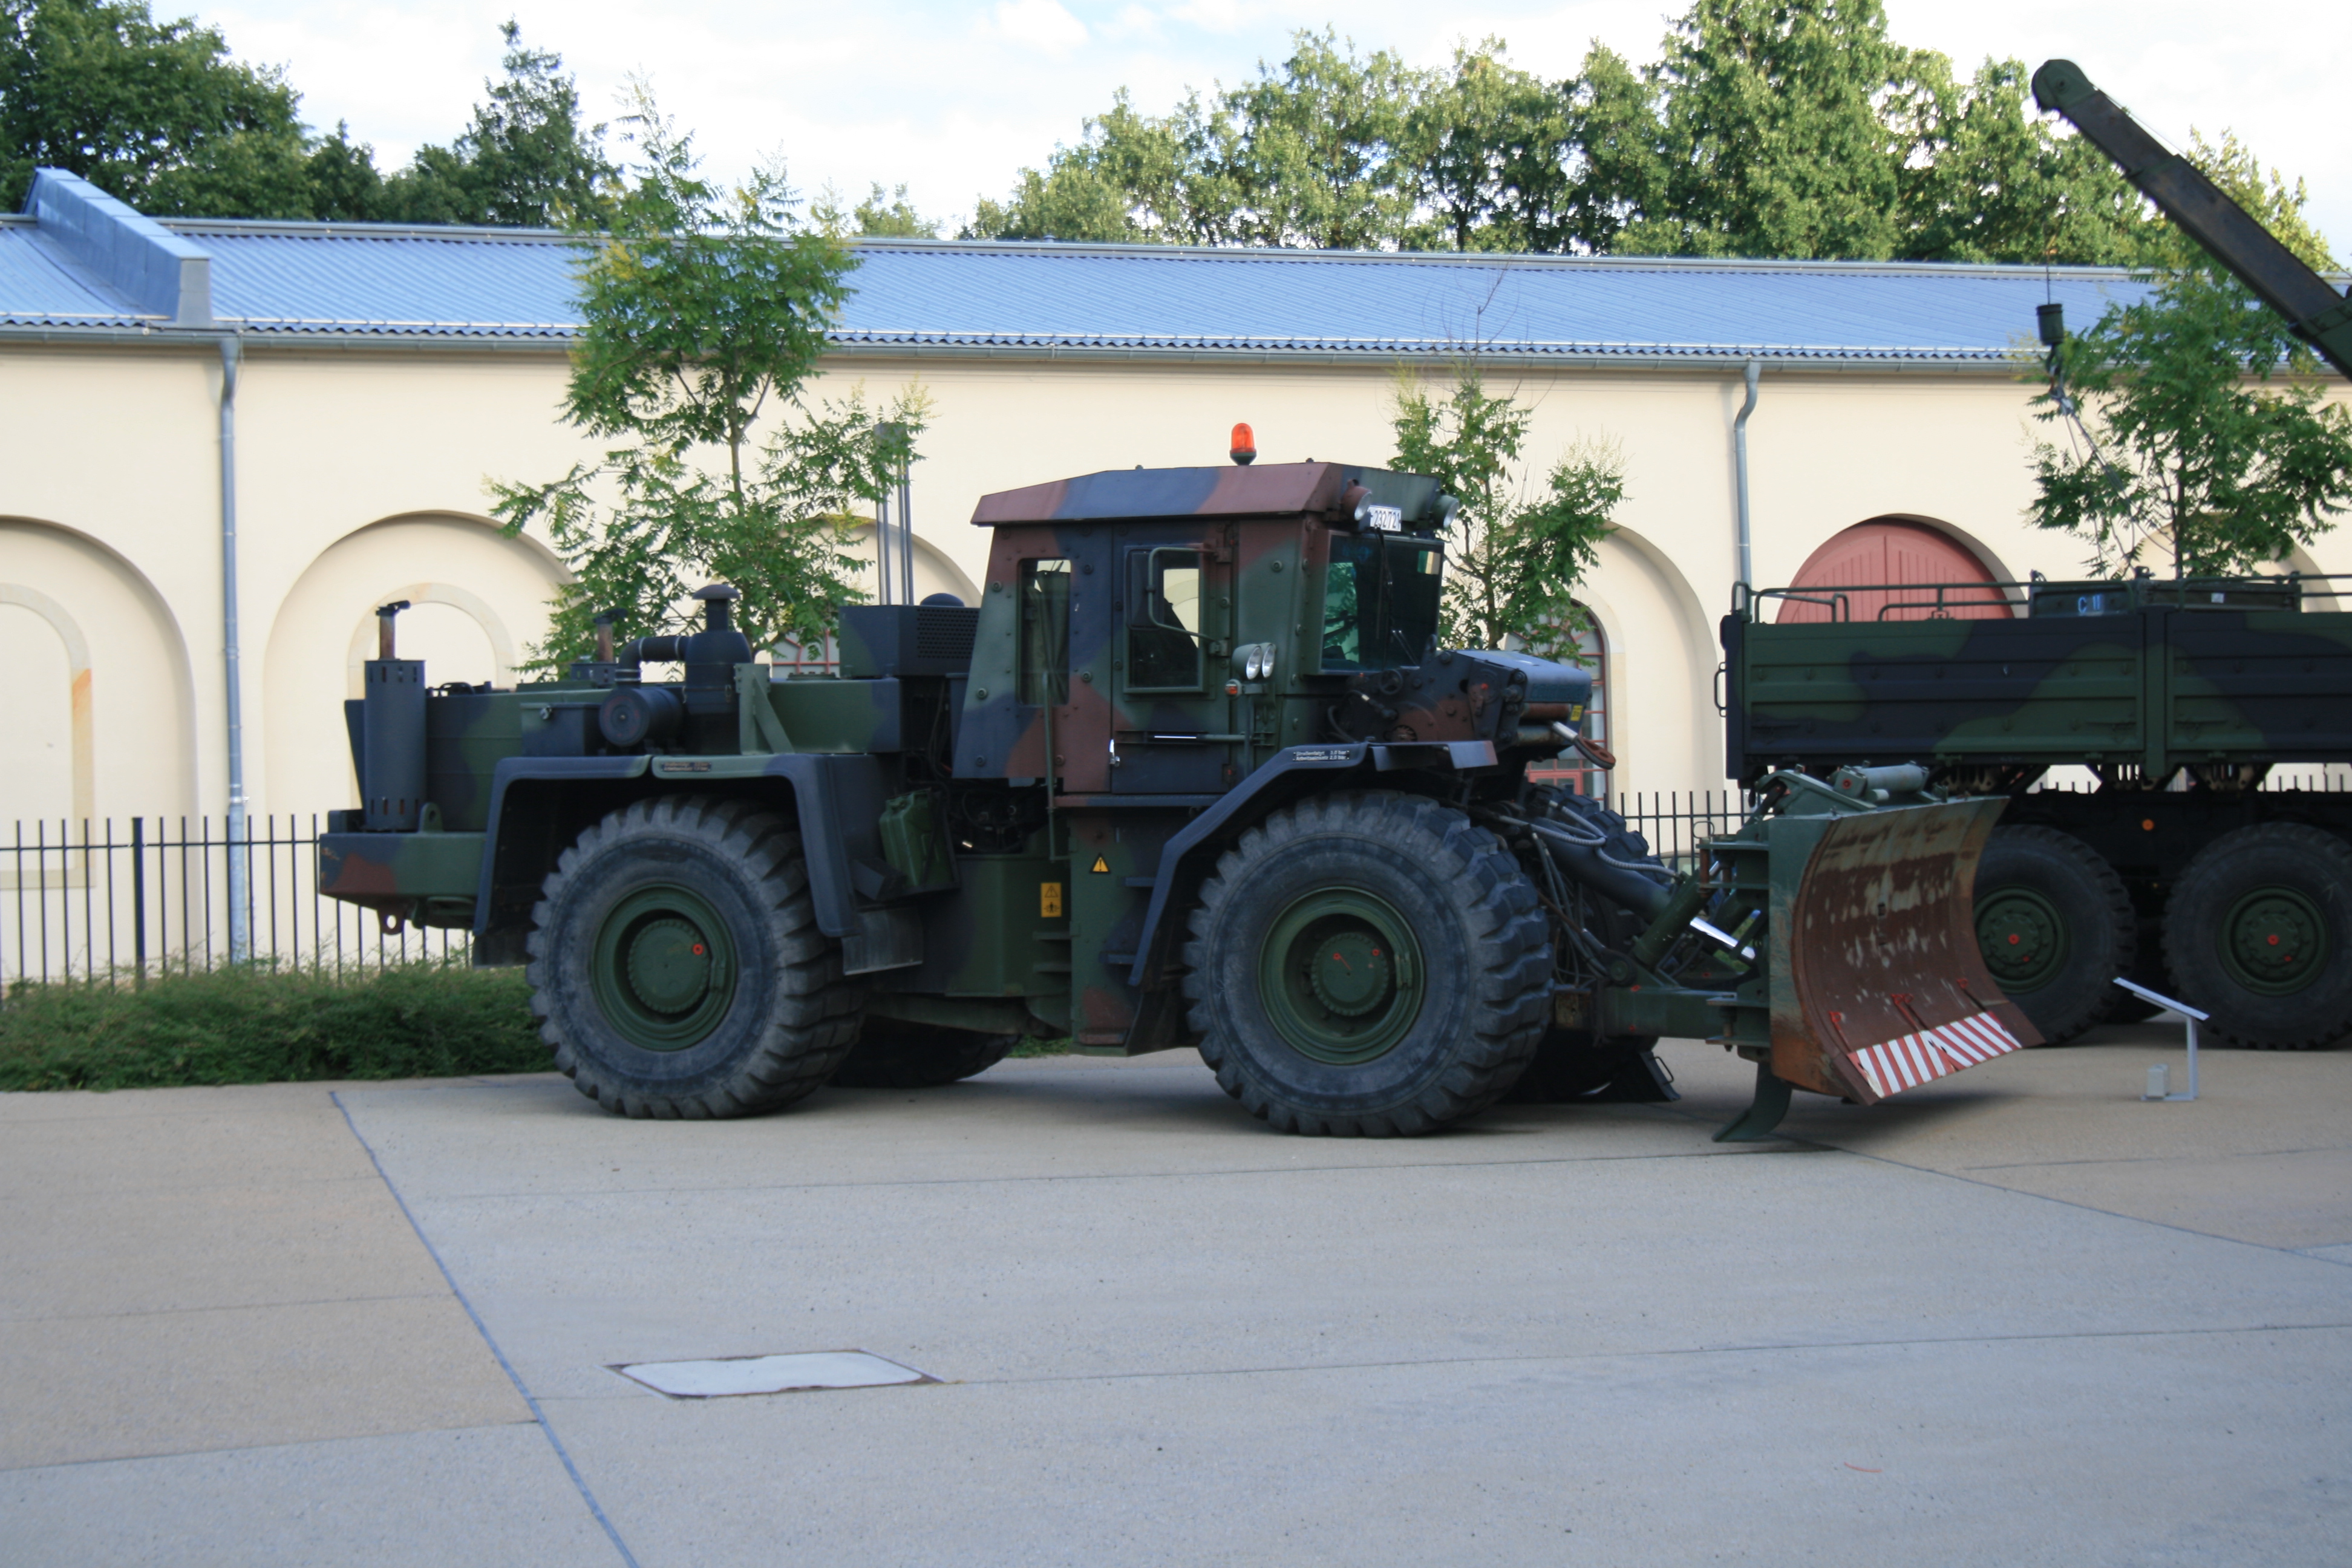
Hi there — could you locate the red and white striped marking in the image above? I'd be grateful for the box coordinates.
[1845,1011,2025,1100]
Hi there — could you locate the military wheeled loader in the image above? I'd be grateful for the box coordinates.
[320,452,2037,1138]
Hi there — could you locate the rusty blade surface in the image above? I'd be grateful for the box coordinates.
[1772,798,2042,1103]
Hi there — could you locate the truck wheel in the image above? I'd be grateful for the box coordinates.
[829,1018,1015,1088]
[1972,826,2135,1045]
[2107,949,2173,1024]
[1181,791,1550,1136]
[527,795,863,1118]
[2163,824,2352,1049]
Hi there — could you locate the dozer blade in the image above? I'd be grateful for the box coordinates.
[1770,797,2042,1108]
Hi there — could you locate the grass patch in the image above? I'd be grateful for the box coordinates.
[1008,1036,1073,1058]
[0,961,547,1092]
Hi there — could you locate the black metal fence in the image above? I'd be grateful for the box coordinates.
[0,792,1828,988]
[4,815,467,991]
[11,768,2345,988]
[1615,790,1754,872]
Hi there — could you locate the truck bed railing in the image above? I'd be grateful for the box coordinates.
[1737,572,2345,622]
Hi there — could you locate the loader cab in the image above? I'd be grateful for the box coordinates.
[953,455,1452,800]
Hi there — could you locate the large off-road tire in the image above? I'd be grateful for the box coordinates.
[1181,791,1552,1137]
[2163,823,2352,1050]
[1972,826,2135,1045]
[829,1018,1015,1088]
[2107,946,2174,1024]
[527,795,863,1118]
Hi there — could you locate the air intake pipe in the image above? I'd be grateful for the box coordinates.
[602,584,754,751]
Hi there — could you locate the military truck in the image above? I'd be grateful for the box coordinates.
[1725,576,2352,1053]
[322,452,2038,1139]
[1717,62,2352,1055]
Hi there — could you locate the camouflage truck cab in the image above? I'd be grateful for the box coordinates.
[1726,574,2352,1052]
[319,448,2039,1140]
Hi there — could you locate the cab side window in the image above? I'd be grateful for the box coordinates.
[1126,547,1203,691]
[1019,558,1070,705]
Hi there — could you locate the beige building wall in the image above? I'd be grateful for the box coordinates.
[3,338,2346,823]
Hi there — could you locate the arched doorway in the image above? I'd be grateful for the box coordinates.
[1775,519,2013,624]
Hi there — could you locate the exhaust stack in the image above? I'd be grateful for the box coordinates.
[362,600,425,831]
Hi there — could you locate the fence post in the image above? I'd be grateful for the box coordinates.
[132,817,147,990]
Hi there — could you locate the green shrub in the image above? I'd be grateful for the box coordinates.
[0,961,548,1091]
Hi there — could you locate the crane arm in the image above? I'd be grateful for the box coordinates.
[2033,58,2352,380]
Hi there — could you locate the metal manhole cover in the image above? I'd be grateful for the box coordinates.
[610,1350,935,1399]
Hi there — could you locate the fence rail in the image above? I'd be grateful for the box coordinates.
[10,769,2345,988]
[1615,790,1754,872]
[4,815,466,991]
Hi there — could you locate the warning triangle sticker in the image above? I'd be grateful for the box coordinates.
[1090,856,1111,874]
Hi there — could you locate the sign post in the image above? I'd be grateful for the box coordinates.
[2115,977,2207,1102]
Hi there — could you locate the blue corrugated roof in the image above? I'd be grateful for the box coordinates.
[0,220,145,325]
[177,223,579,337]
[0,211,2147,365]
[829,244,2137,362]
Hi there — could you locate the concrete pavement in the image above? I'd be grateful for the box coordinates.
[4,1022,2348,1565]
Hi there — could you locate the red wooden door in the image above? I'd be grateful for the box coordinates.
[1775,520,2011,624]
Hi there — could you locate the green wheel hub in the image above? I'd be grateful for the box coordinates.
[590,884,738,1050]
[1976,885,2068,993]
[1257,888,1424,1065]
[2219,886,2328,996]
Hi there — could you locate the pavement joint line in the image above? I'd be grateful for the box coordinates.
[0,1416,542,1476]
[0,1080,525,1123]
[1964,1145,2352,1171]
[0,1174,391,1203]
[516,1319,2352,1400]
[0,1290,458,1326]
[385,1142,1824,1204]
[1642,1094,2352,1256]
[1821,1140,2352,1259]
[330,1091,643,1568]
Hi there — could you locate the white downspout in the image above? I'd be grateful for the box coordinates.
[1733,359,1760,590]
[219,335,249,963]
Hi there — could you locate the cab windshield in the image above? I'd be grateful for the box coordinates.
[1321,536,1443,671]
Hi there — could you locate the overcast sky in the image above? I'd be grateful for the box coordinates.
[193,0,2352,253]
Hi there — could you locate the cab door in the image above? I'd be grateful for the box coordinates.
[1109,531,1233,794]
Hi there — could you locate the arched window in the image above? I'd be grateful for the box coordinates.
[1526,604,1609,798]
[1776,519,2011,624]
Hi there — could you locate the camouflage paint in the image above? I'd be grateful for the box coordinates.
[1729,596,2352,781]
[318,828,489,926]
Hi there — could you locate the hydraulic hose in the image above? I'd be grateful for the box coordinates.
[1529,817,1676,922]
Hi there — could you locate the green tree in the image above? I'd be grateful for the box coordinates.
[969,35,1427,249]
[969,7,2182,266]
[1402,42,1572,253]
[303,121,386,221]
[1893,56,2158,264]
[849,182,937,238]
[381,20,613,227]
[1214,30,1420,250]
[1390,365,1619,652]
[1615,0,1932,260]
[2028,143,2351,578]
[0,0,311,215]
[492,91,925,665]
